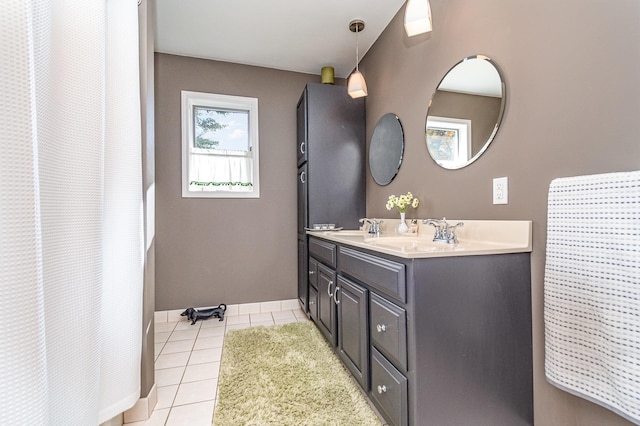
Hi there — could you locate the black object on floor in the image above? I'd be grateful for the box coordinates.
[180,304,227,325]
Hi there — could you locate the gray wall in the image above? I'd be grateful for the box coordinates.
[361,1,639,425]
[154,54,318,310]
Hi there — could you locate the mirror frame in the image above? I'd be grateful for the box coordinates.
[369,113,405,186]
[426,54,506,170]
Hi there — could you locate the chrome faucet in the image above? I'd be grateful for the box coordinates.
[359,218,383,237]
[423,217,464,244]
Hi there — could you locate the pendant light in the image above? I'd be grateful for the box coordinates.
[404,0,432,37]
[347,19,367,99]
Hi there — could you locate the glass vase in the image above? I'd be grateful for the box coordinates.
[397,211,408,234]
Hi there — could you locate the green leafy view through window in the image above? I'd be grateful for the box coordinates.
[194,107,250,151]
[182,91,259,198]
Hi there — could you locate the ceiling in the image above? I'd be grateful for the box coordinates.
[155,0,406,78]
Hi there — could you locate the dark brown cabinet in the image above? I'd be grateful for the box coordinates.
[307,257,318,323]
[296,83,365,314]
[297,237,307,310]
[308,238,338,346]
[307,235,533,426]
[337,276,369,390]
[308,285,318,322]
[309,237,369,391]
[371,347,408,426]
[370,293,407,371]
[316,262,337,345]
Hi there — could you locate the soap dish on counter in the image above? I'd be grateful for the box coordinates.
[305,224,343,232]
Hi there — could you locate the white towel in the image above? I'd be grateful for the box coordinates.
[544,170,640,424]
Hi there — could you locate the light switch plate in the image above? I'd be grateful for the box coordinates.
[493,177,508,205]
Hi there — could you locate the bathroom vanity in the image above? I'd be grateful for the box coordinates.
[305,221,534,426]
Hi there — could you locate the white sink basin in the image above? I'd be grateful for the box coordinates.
[364,236,457,252]
[364,236,424,244]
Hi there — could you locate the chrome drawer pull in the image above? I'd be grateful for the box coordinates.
[309,270,315,275]
[376,324,387,333]
[377,385,387,394]
[333,287,340,304]
[300,141,305,154]
[327,280,334,297]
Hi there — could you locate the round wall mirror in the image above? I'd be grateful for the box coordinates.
[426,55,506,169]
[369,113,404,186]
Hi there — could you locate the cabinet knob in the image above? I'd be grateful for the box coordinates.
[309,300,315,305]
[308,270,315,275]
[376,324,387,333]
[377,385,387,394]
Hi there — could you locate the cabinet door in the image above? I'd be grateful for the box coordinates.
[316,263,337,346]
[308,285,318,322]
[296,89,307,166]
[308,257,318,289]
[297,164,307,235]
[304,83,365,230]
[337,276,369,390]
[297,237,307,312]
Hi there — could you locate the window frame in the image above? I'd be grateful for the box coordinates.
[181,90,260,199]
[426,116,472,168]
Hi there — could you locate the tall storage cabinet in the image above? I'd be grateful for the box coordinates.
[296,82,365,312]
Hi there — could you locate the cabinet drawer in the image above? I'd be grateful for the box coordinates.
[339,246,406,302]
[370,293,407,371]
[371,347,408,426]
[308,257,318,289]
[309,237,336,268]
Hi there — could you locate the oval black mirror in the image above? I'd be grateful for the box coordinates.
[369,113,404,186]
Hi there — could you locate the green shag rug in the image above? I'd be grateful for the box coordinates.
[213,321,382,425]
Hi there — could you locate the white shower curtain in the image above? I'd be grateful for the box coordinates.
[0,0,143,424]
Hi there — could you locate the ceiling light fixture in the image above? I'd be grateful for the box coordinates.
[404,0,432,37]
[347,19,367,99]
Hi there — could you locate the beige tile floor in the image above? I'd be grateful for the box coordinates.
[125,308,310,426]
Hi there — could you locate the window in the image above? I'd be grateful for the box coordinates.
[426,116,472,168]
[181,91,259,198]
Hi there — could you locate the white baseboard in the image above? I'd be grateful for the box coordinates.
[154,299,301,323]
[123,384,157,423]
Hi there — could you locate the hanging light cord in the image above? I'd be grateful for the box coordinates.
[355,25,360,72]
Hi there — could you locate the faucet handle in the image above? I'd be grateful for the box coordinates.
[423,218,444,227]
[423,218,463,243]
[366,218,383,236]
[446,221,464,244]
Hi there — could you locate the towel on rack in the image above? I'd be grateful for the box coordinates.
[544,170,640,424]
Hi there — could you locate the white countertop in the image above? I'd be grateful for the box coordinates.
[307,220,532,259]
